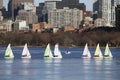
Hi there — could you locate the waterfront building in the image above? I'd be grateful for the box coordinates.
[16,10,38,26]
[8,0,34,20]
[48,7,83,29]
[32,22,51,32]
[94,18,106,27]
[0,20,13,33]
[13,20,28,31]
[0,11,3,21]
[32,23,42,32]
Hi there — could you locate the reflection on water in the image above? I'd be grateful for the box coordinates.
[22,59,31,64]
[44,59,62,80]
[5,59,14,64]
[0,47,120,80]
[0,59,120,80]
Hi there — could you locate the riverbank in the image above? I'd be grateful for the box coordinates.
[0,31,120,48]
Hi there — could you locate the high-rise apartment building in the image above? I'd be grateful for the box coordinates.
[111,0,120,26]
[36,0,86,22]
[93,0,112,26]
[16,2,38,26]
[0,0,3,10]
[115,5,120,29]
[93,0,102,18]
[62,0,79,5]
[102,0,112,26]
[8,0,34,20]
[93,0,120,27]
[48,7,83,29]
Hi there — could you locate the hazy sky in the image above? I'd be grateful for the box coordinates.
[3,0,93,11]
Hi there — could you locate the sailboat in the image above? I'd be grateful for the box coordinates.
[104,44,113,58]
[21,43,31,59]
[53,43,62,58]
[4,44,14,59]
[94,43,103,59]
[44,43,53,59]
[82,43,91,59]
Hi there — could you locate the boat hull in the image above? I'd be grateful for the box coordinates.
[21,56,31,59]
[4,57,14,59]
[44,57,53,60]
[104,56,113,59]
[53,57,62,59]
[94,56,103,59]
[82,57,91,59]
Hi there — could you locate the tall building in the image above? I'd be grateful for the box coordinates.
[61,0,86,10]
[111,0,120,26]
[93,0,112,26]
[16,10,38,26]
[36,3,45,22]
[0,0,3,10]
[19,2,36,12]
[93,0,102,18]
[102,0,112,26]
[48,7,83,29]
[93,0,120,27]
[116,5,120,29]
[16,2,38,26]
[8,0,34,20]
[62,0,79,5]
[36,0,86,22]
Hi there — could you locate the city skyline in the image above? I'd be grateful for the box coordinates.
[3,0,93,11]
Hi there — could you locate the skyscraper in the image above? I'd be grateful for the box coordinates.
[0,0,3,10]
[62,0,79,5]
[93,0,112,26]
[8,0,34,20]
[48,7,83,29]
[102,0,112,26]
[111,0,120,26]
[93,0,120,27]
[115,5,120,29]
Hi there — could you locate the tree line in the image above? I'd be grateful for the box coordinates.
[0,31,120,48]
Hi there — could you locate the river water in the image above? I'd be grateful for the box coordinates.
[0,47,120,80]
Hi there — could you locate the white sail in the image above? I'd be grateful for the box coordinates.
[54,43,62,58]
[94,43,103,58]
[21,43,31,59]
[4,44,14,59]
[44,43,53,58]
[104,44,113,58]
[82,43,91,58]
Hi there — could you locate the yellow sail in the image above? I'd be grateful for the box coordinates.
[94,44,103,59]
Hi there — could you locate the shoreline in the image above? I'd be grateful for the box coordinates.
[0,44,119,48]
[2,45,119,49]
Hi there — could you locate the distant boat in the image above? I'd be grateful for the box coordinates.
[104,44,113,58]
[64,51,71,54]
[44,43,53,59]
[4,44,14,59]
[82,43,91,59]
[21,43,31,59]
[53,43,62,58]
[94,43,103,59]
